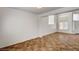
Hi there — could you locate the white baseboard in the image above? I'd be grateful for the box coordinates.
[38,32,56,37]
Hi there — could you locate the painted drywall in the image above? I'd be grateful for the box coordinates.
[38,16,57,37]
[0,8,38,48]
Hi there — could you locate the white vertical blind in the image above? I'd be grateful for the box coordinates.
[48,15,54,24]
[59,22,63,30]
[73,14,79,21]
[59,22,68,30]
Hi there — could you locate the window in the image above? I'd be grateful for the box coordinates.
[48,15,54,24]
[59,22,68,30]
[59,22,63,30]
[73,14,79,21]
[64,22,68,30]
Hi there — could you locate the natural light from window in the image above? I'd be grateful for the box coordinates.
[73,14,79,21]
[48,15,54,24]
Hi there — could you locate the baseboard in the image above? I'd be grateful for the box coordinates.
[0,35,39,48]
[38,32,56,37]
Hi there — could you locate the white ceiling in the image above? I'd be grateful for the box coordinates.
[12,7,62,14]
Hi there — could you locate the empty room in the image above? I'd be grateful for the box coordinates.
[0,7,79,51]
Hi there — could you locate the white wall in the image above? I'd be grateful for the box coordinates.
[0,8,38,48]
[38,16,57,37]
